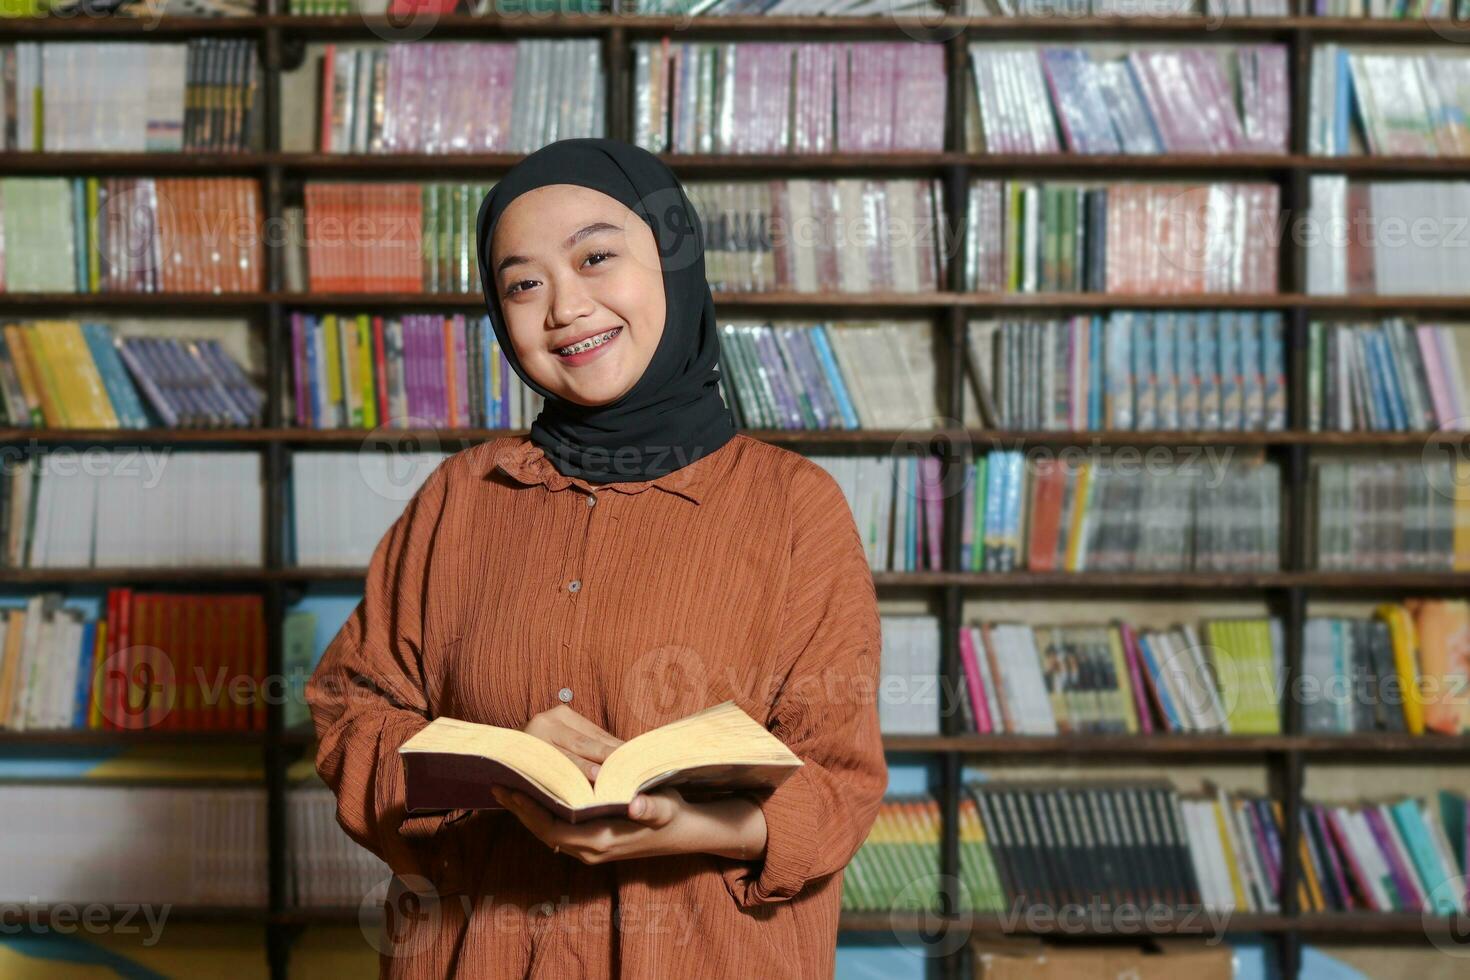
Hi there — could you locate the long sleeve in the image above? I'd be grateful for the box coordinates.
[305,462,478,896]
[718,462,888,909]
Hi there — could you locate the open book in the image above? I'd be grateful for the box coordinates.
[399,700,803,823]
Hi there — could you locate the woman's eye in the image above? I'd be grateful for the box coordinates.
[505,280,535,297]
[584,250,615,267]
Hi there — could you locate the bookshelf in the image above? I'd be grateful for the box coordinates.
[4,3,1470,979]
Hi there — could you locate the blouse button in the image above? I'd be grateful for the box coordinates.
[558,687,573,704]
[568,579,581,593]
[586,494,597,508]
[538,901,554,916]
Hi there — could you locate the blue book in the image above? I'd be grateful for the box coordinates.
[1132,312,1157,430]
[1176,312,1199,430]
[1136,632,1183,732]
[1155,312,1178,430]
[1219,312,1242,430]
[1262,311,1286,431]
[1240,312,1264,430]
[1105,313,1134,430]
[72,620,97,729]
[1373,330,1409,431]
[809,325,861,430]
[1196,312,1220,430]
[1389,799,1459,915]
[80,323,149,429]
[1088,315,1104,429]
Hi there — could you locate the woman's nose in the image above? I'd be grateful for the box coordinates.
[549,275,596,326]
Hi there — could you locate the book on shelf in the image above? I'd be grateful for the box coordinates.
[0,784,268,906]
[0,589,267,734]
[878,615,942,734]
[290,784,392,907]
[288,311,542,430]
[1311,45,1470,158]
[1306,175,1470,296]
[960,0,1289,13]
[0,176,263,295]
[1304,599,1470,736]
[841,793,942,913]
[1311,458,1470,570]
[965,311,1286,432]
[964,43,1288,156]
[399,699,802,824]
[290,450,446,566]
[0,450,263,570]
[721,320,941,431]
[814,456,946,572]
[950,617,1282,737]
[0,38,259,152]
[633,41,946,155]
[1309,319,1470,432]
[958,450,1281,573]
[965,180,1280,295]
[316,39,604,155]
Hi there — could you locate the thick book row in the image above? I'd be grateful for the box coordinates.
[0,785,267,907]
[966,180,1280,296]
[964,44,1288,156]
[0,320,264,430]
[2,177,263,295]
[317,40,604,155]
[300,181,494,294]
[718,320,940,432]
[1310,46,1470,158]
[628,0,935,13]
[289,786,391,907]
[1310,319,1470,433]
[0,590,267,733]
[290,0,602,13]
[966,311,1287,432]
[960,0,1289,12]
[288,312,542,430]
[290,451,444,566]
[1304,600,1470,736]
[688,179,948,294]
[959,451,1281,573]
[1315,0,1465,14]
[5,450,263,569]
[841,793,944,912]
[1306,177,1470,297]
[1312,459,1470,571]
[632,41,946,155]
[2,40,258,153]
[812,456,946,573]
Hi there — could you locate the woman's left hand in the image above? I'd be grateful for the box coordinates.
[489,785,766,865]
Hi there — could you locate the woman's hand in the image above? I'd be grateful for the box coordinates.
[489,785,768,866]
[520,703,624,783]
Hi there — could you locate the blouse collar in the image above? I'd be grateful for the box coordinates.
[481,435,740,505]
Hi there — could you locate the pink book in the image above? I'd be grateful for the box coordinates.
[957,626,992,734]
[1117,622,1156,735]
[1432,326,1469,426]
[1363,805,1424,912]
[1325,807,1379,911]
[835,46,852,152]
[1127,52,1183,153]
[1416,326,1455,428]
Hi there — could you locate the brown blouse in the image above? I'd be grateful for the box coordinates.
[305,433,888,979]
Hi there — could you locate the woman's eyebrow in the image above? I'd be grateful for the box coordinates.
[496,222,623,277]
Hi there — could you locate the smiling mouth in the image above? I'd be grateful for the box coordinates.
[554,326,623,357]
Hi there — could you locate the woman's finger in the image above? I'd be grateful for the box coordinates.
[557,709,625,752]
[625,792,678,828]
[558,730,619,764]
[554,746,603,782]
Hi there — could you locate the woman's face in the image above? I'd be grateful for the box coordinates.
[490,184,667,408]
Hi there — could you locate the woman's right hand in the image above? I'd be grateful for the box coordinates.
[520,704,624,784]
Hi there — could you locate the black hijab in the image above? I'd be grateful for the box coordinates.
[474,138,737,485]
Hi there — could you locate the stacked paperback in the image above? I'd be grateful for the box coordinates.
[633,41,946,154]
[966,311,1287,431]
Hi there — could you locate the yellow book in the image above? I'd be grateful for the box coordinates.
[1406,598,1470,736]
[357,315,377,429]
[1376,603,1425,735]
[1274,799,1323,912]
[1106,625,1139,734]
[87,619,107,729]
[399,700,801,824]
[1453,461,1470,571]
[1063,462,1092,571]
[1212,793,1249,909]
[25,322,70,427]
[87,178,101,294]
[338,316,360,427]
[62,321,118,429]
[0,609,24,726]
[321,313,342,426]
[3,324,44,425]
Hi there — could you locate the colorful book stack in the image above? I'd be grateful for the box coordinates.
[959,451,1281,573]
[965,44,1288,156]
[317,40,604,154]
[290,451,447,566]
[953,617,1282,737]
[1304,600,1470,736]
[1309,319,1470,432]
[966,311,1287,431]
[633,41,946,154]
[966,180,1280,295]
[813,457,946,573]
[289,786,393,906]
[0,320,259,429]
[4,450,263,569]
[840,793,944,913]
[688,179,948,293]
[720,321,940,431]
[1294,791,1470,914]
[288,312,543,429]
[0,590,267,733]
[1310,46,1470,157]
[0,176,263,294]
[1312,459,1470,570]
[300,182,493,294]
[1306,176,1470,296]
[1,39,258,152]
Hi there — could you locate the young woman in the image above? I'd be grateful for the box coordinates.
[306,138,886,979]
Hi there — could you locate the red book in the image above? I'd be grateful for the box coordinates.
[372,315,389,425]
